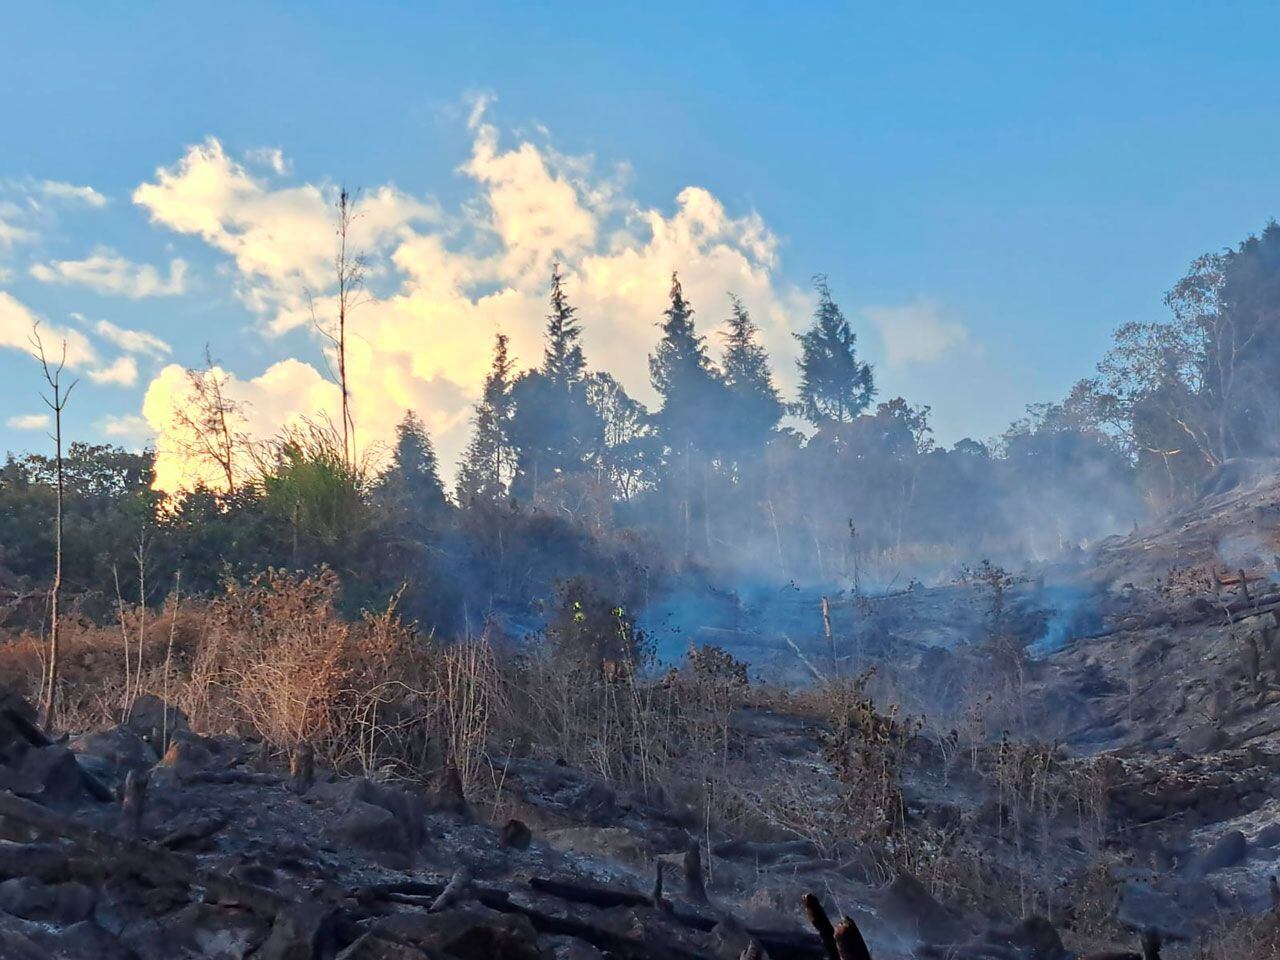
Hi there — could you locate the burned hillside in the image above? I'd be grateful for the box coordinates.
[2,465,1280,958]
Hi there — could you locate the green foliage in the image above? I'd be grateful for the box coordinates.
[649,272,727,455]
[794,276,874,426]
[263,422,367,550]
[456,332,517,505]
[508,268,604,498]
[720,294,784,460]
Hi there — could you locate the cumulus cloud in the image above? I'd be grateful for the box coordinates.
[92,318,172,358]
[864,299,970,366]
[245,147,290,176]
[0,291,97,367]
[87,355,139,386]
[133,138,436,320]
[37,180,107,208]
[99,414,152,441]
[6,413,51,430]
[31,248,188,298]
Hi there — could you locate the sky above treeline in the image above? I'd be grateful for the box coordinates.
[2,2,1279,487]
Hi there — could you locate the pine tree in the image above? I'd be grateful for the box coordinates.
[794,275,874,426]
[456,333,515,504]
[380,411,447,522]
[720,294,783,455]
[543,262,586,388]
[508,268,603,497]
[649,272,725,453]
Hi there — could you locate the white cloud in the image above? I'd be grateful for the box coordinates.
[92,318,172,357]
[133,138,436,318]
[6,413,51,430]
[864,299,970,366]
[245,147,290,175]
[100,414,152,440]
[0,205,35,251]
[87,355,139,386]
[31,248,188,298]
[37,180,107,208]
[0,291,97,367]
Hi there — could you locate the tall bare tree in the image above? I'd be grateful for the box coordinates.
[29,323,76,729]
[311,188,369,471]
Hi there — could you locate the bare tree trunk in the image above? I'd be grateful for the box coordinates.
[47,400,64,729]
[29,324,76,730]
[312,187,367,473]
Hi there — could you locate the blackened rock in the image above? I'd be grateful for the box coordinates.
[328,800,408,853]
[256,903,342,960]
[70,726,158,786]
[1179,724,1228,754]
[500,818,533,850]
[119,902,268,959]
[0,842,70,882]
[122,695,188,750]
[0,745,90,807]
[0,877,96,924]
[158,732,215,773]
[47,921,136,960]
[1193,829,1247,875]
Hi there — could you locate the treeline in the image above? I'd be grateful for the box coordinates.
[6,222,1280,634]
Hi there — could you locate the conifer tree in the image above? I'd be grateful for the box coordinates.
[380,411,447,522]
[508,267,603,497]
[456,332,515,503]
[543,262,586,388]
[720,294,783,455]
[794,275,874,426]
[649,272,725,453]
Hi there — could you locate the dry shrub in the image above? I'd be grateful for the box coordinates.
[0,598,207,731]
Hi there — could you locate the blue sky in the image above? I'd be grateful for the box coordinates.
[2,3,1279,485]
